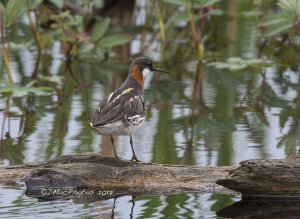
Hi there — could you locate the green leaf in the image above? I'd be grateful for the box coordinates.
[90,18,111,42]
[162,0,204,8]
[175,11,200,21]
[227,57,242,63]
[78,42,94,54]
[95,47,105,60]
[0,84,53,97]
[294,36,300,45]
[205,9,223,16]
[38,75,64,83]
[229,63,247,70]
[25,80,36,88]
[98,34,133,48]
[91,0,104,8]
[27,0,43,9]
[261,16,288,27]
[278,0,295,13]
[201,0,219,8]
[162,0,186,7]
[4,0,25,27]
[266,23,293,37]
[49,0,64,9]
[208,57,272,70]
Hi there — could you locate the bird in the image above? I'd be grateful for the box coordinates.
[90,57,169,161]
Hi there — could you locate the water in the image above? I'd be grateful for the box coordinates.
[0,186,238,218]
[1,0,300,218]
[1,62,297,218]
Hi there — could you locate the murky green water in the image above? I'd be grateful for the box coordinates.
[1,0,300,218]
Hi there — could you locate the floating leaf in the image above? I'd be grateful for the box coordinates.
[90,18,111,42]
[98,34,133,48]
[0,84,53,97]
[208,57,272,71]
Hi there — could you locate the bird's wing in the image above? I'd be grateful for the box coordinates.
[91,92,145,127]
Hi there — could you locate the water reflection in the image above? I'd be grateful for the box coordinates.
[217,198,300,218]
[1,59,298,216]
[0,186,237,219]
[0,61,298,164]
[1,0,300,217]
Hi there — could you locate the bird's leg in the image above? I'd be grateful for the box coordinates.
[110,134,119,159]
[130,134,140,162]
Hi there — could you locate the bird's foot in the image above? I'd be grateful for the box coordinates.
[130,156,141,163]
[114,155,121,159]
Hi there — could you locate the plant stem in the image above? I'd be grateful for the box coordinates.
[25,0,41,51]
[187,0,203,60]
[3,50,13,83]
[25,0,41,79]
[157,1,166,42]
[0,14,13,83]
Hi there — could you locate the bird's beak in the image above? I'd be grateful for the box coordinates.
[152,67,170,74]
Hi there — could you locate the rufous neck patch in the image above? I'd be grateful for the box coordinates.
[131,64,144,90]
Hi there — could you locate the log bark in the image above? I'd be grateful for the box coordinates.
[216,155,300,198]
[0,153,235,202]
[2,153,300,202]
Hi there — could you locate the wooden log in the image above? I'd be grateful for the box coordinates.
[0,153,235,201]
[216,155,300,198]
[2,153,300,202]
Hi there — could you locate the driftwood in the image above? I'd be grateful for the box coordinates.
[216,155,300,198]
[1,153,300,203]
[0,153,235,202]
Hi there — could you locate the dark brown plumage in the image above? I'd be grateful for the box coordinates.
[90,57,169,161]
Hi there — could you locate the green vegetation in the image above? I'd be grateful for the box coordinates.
[261,0,300,41]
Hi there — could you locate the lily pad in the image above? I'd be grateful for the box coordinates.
[208,57,272,71]
[0,81,54,97]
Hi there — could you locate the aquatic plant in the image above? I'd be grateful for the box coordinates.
[0,0,25,83]
[261,0,300,44]
[208,57,272,71]
[0,0,135,96]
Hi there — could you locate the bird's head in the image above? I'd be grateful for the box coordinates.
[129,57,169,90]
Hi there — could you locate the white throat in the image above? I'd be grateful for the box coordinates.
[142,68,151,79]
